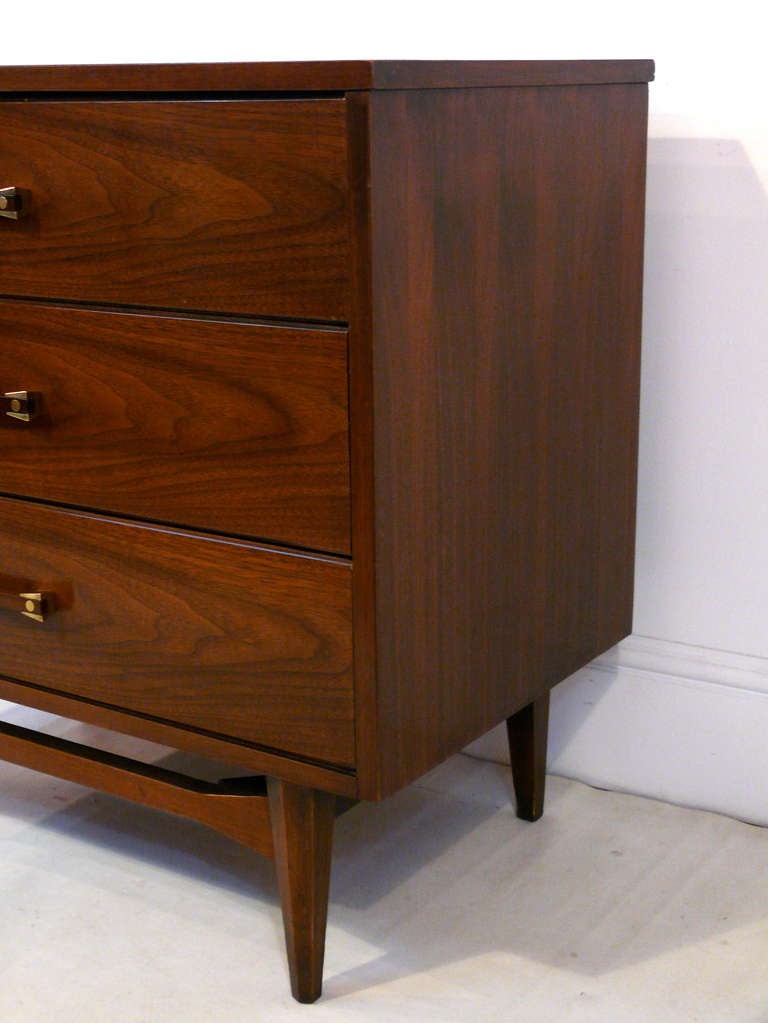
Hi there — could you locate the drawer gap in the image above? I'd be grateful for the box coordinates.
[0,91,347,102]
[0,491,353,563]
[0,293,349,332]
[0,675,358,796]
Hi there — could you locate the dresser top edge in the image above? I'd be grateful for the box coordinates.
[0,59,655,94]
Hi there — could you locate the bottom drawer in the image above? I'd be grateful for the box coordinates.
[0,499,354,767]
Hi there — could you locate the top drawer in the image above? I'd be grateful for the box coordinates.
[0,100,349,321]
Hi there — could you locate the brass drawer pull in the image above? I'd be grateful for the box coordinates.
[0,586,57,623]
[0,186,29,220]
[19,592,56,623]
[3,390,40,422]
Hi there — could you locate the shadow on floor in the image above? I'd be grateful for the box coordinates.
[3,743,767,1002]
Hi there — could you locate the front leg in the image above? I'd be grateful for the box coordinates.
[506,691,550,821]
[267,779,336,1003]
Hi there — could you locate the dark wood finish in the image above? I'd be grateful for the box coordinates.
[0,60,654,94]
[267,779,336,1003]
[345,92,380,800]
[0,301,350,554]
[0,719,275,855]
[0,62,653,1003]
[0,100,349,320]
[0,674,358,796]
[0,497,355,766]
[370,59,655,89]
[507,692,550,822]
[352,83,648,798]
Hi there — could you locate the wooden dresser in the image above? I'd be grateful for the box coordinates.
[0,59,653,1002]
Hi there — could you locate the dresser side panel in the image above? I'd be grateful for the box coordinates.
[367,84,649,797]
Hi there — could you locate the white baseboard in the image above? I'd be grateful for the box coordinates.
[464,634,768,826]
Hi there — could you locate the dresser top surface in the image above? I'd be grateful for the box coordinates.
[0,59,654,94]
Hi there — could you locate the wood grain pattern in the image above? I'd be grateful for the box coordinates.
[0,719,275,856]
[0,100,349,320]
[354,84,649,798]
[0,63,654,1005]
[268,779,336,1003]
[0,498,355,767]
[0,60,654,94]
[0,301,350,554]
[345,92,380,801]
[0,674,358,796]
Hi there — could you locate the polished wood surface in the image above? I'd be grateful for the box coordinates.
[0,719,275,855]
[353,83,649,798]
[507,693,550,822]
[268,779,336,1003]
[0,301,350,554]
[0,498,355,766]
[0,100,349,320]
[0,61,653,1003]
[0,59,654,93]
[0,674,358,796]
[345,92,380,800]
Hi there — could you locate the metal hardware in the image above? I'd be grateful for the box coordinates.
[18,592,55,623]
[3,390,40,422]
[0,186,29,220]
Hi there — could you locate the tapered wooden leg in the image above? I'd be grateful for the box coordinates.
[506,691,550,821]
[267,779,336,1003]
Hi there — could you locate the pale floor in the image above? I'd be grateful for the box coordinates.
[0,714,767,1022]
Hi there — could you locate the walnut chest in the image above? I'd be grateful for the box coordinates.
[0,58,653,1002]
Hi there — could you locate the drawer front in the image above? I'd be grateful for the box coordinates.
[0,302,350,554]
[0,499,355,767]
[0,100,349,320]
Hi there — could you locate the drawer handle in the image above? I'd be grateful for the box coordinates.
[3,391,40,422]
[0,585,57,621]
[0,587,57,623]
[0,186,29,220]
[19,592,56,623]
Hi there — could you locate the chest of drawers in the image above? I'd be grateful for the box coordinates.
[0,59,653,1003]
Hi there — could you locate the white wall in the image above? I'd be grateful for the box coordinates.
[7,2,768,820]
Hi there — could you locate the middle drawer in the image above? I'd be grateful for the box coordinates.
[0,302,350,555]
